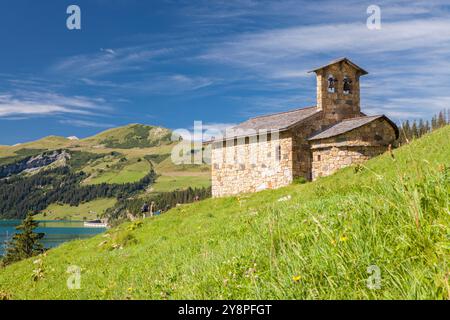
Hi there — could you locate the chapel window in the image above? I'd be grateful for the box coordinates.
[327,75,336,93]
[276,145,281,161]
[343,76,352,95]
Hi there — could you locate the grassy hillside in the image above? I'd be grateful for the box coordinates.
[152,174,211,192]
[33,198,117,221]
[79,124,173,149]
[0,126,448,300]
[82,158,152,185]
[0,136,72,157]
[152,156,211,192]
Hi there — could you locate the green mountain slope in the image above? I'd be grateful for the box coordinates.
[0,124,173,152]
[0,126,448,299]
[79,124,173,149]
[0,124,211,220]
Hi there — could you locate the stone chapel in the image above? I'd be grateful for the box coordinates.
[209,58,399,198]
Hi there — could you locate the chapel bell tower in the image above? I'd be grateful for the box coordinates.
[309,57,368,124]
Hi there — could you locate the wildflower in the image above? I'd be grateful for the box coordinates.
[340,236,349,242]
[32,267,45,282]
[292,275,301,282]
[277,195,292,202]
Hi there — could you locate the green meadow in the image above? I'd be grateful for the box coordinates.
[0,126,448,300]
[33,199,117,221]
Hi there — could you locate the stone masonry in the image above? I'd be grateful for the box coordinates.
[310,117,398,180]
[211,131,293,197]
[315,59,365,124]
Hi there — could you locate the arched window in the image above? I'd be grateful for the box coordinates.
[327,75,336,93]
[343,76,352,95]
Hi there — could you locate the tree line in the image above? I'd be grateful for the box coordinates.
[105,186,212,225]
[398,109,449,144]
[0,166,157,219]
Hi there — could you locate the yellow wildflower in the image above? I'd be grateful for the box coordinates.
[292,275,301,282]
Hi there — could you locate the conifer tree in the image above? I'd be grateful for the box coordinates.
[411,121,419,139]
[431,115,437,130]
[425,120,430,135]
[2,213,45,266]
[400,120,411,144]
[437,111,446,128]
[418,119,425,136]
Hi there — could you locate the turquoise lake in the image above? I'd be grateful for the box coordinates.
[0,220,106,256]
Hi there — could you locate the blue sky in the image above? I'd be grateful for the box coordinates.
[1,0,450,145]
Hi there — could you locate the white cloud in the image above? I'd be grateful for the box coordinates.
[201,19,450,70]
[180,0,450,25]
[194,15,450,121]
[177,122,236,141]
[0,91,110,118]
[81,74,218,94]
[59,119,115,128]
[101,48,116,55]
[52,47,172,77]
[365,96,450,119]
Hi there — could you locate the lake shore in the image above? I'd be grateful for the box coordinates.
[0,220,106,256]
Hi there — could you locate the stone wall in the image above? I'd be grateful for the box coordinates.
[211,131,294,197]
[311,145,387,180]
[310,118,397,180]
[316,60,363,124]
[290,111,325,180]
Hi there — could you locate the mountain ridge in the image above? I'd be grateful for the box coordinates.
[0,123,175,150]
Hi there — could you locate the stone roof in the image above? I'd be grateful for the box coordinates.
[203,106,321,144]
[308,57,369,75]
[231,106,320,133]
[308,115,399,141]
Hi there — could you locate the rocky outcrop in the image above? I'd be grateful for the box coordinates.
[0,150,70,178]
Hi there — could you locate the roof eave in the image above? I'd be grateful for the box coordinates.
[208,110,322,144]
[308,58,369,75]
[308,115,399,141]
[208,127,291,144]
